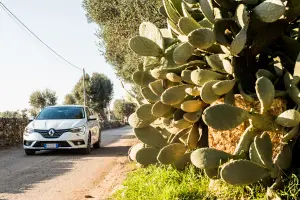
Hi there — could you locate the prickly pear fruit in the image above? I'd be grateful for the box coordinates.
[157,143,187,165]
[151,68,168,79]
[134,126,168,148]
[221,160,270,185]
[191,148,232,169]
[185,87,201,96]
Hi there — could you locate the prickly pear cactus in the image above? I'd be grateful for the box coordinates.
[127,0,300,193]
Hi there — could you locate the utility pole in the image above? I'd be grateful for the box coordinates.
[83,68,86,106]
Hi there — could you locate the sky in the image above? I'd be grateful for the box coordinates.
[0,0,127,112]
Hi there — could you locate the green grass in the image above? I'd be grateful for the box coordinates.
[112,165,300,200]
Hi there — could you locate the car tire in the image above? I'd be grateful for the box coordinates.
[82,134,92,154]
[93,130,101,149]
[25,149,36,155]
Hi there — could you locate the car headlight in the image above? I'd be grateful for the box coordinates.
[24,127,34,134]
[71,126,86,134]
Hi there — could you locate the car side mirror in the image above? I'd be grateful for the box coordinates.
[28,116,35,122]
[88,115,97,121]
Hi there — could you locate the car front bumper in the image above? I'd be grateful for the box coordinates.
[23,132,88,150]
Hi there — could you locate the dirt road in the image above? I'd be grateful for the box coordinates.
[0,126,136,200]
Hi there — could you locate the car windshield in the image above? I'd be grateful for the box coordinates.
[36,107,85,120]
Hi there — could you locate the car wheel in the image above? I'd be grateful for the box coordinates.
[93,130,101,149]
[25,149,36,155]
[82,134,92,154]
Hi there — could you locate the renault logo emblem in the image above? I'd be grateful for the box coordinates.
[48,129,55,136]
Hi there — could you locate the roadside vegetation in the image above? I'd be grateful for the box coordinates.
[113,165,300,200]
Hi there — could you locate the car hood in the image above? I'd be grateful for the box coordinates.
[28,119,86,130]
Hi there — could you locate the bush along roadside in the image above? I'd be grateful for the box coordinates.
[126,0,300,198]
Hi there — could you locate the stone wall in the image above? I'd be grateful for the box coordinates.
[0,118,28,147]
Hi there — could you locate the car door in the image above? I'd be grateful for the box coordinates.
[86,108,98,144]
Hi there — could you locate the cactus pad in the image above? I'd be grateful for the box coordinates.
[275,109,300,127]
[157,143,187,165]
[134,126,167,148]
[188,28,216,49]
[221,160,270,185]
[136,147,160,166]
[254,132,273,169]
[191,148,232,169]
[255,77,275,114]
[129,36,163,57]
[203,104,250,130]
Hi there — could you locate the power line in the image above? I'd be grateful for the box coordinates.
[0,1,82,71]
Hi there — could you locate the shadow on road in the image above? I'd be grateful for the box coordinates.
[0,126,134,197]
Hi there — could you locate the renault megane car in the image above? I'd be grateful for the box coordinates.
[23,105,101,155]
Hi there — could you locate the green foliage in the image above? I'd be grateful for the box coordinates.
[82,0,165,82]
[113,165,300,200]
[113,99,136,120]
[72,72,113,115]
[29,89,57,110]
[63,94,76,105]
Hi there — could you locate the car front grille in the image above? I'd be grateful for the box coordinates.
[34,129,71,138]
[33,141,71,148]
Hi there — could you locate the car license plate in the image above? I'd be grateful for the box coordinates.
[44,143,58,148]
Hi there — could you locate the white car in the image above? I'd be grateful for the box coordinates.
[23,105,101,155]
